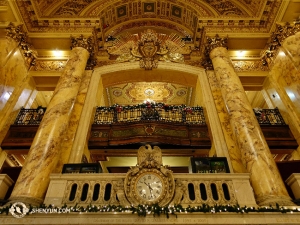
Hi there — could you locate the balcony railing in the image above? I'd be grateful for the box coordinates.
[253,107,286,125]
[93,103,206,125]
[13,106,46,125]
[11,105,287,126]
[3,106,297,152]
[44,173,257,207]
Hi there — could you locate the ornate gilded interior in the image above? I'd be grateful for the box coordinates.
[1,0,300,170]
[3,0,299,108]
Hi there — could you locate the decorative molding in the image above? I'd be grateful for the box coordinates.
[5,23,37,67]
[232,60,269,72]
[31,61,66,71]
[107,29,188,70]
[262,21,300,67]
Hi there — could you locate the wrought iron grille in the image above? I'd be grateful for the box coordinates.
[93,103,206,125]
[253,107,286,125]
[13,106,46,125]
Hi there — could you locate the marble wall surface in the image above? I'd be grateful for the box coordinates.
[0,38,36,143]
[267,31,300,157]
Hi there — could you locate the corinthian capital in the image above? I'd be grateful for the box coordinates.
[205,34,228,53]
[70,34,97,70]
[6,23,37,67]
[70,34,94,52]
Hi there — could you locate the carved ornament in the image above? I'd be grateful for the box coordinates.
[107,29,188,70]
[262,21,300,67]
[71,34,97,70]
[201,34,228,70]
[5,23,37,67]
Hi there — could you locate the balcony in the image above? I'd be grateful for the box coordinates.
[0,105,297,161]
[89,103,210,149]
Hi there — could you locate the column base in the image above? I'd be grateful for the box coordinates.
[7,196,44,207]
[256,195,296,207]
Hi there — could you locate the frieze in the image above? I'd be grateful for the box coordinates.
[232,60,269,72]
[31,61,66,71]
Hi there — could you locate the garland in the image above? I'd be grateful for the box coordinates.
[1,203,299,218]
[97,102,203,112]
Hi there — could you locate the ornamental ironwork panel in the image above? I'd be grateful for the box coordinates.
[93,102,206,125]
[13,106,46,125]
[253,108,286,125]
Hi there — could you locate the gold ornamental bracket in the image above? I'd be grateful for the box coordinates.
[107,29,189,70]
[124,145,175,206]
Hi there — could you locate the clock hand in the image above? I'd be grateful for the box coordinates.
[144,182,154,193]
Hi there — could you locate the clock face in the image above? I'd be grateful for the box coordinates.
[135,173,163,202]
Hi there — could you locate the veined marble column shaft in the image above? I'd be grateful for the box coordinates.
[9,47,90,205]
[68,72,102,163]
[210,46,292,206]
[54,70,93,171]
[206,71,246,173]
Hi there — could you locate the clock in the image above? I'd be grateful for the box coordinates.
[135,172,164,202]
[124,145,175,206]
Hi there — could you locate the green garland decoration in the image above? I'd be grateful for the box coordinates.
[1,203,300,217]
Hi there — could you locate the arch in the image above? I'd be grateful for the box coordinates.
[94,61,205,87]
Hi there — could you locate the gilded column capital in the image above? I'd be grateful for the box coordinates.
[202,34,228,70]
[262,21,300,67]
[70,34,97,70]
[205,34,228,53]
[5,23,37,67]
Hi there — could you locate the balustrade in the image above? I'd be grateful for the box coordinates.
[44,173,257,207]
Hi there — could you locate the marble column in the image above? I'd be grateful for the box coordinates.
[197,72,235,173]
[54,70,93,171]
[205,70,246,173]
[9,47,90,205]
[209,45,293,206]
[68,72,102,163]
